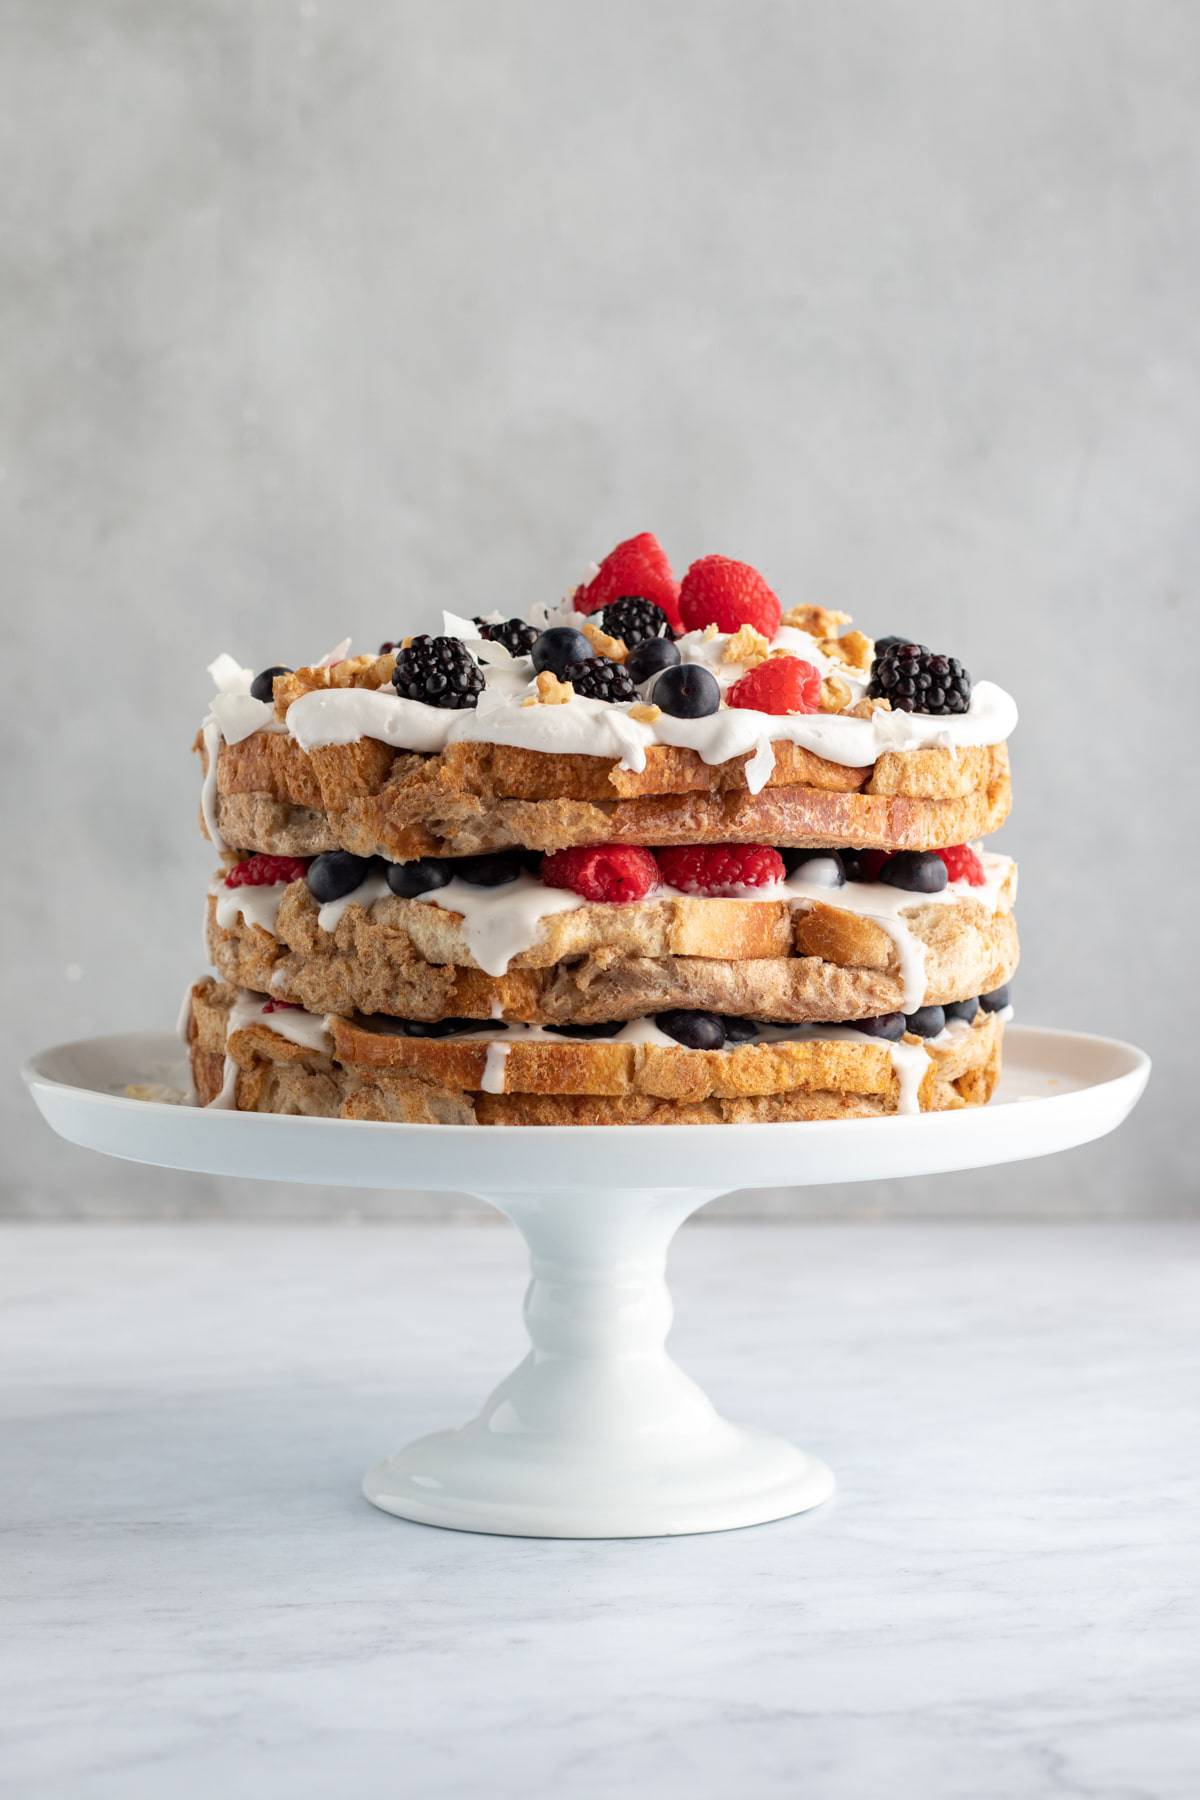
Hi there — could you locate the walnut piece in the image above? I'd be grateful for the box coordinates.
[818,629,873,673]
[845,695,892,720]
[722,625,771,667]
[781,604,852,639]
[629,701,662,724]
[581,620,627,662]
[820,675,852,713]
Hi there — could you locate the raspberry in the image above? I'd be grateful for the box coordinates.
[936,844,986,886]
[726,655,820,715]
[657,845,786,896]
[262,998,301,1013]
[541,843,659,904]
[224,854,309,888]
[577,533,683,632]
[678,555,781,638]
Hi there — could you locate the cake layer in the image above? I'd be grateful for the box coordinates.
[186,979,1004,1124]
[199,732,1011,860]
[205,857,1018,1023]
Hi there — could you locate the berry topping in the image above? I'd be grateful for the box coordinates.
[262,998,301,1014]
[476,618,539,658]
[852,1013,907,1041]
[544,1021,626,1039]
[935,843,986,886]
[879,851,948,894]
[577,532,683,633]
[656,1009,727,1050]
[561,657,638,704]
[651,662,721,718]
[781,849,845,886]
[224,854,309,888]
[943,997,980,1024]
[868,642,971,716]
[531,626,592,679]
[249,666,292,704]
[872,636,915,656]
[393,635,484,709]
[905,1004,946,1038]
[678,554,781,639]
[391,1017,495,1038]
[598,597,674,649]
[720,1016,760,1043]
[385,858,452,898]
[626,636,681,685]
[657,844,786,897]
[541,843,659,904]
[979,984,1011,1012]
[843,848,889,882]
[455,851,524,886]
[726,655,821,716]
[307,851,374,903]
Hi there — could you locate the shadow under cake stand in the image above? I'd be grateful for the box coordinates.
[25,1024,1148,1539]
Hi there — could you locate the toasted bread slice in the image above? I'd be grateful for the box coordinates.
[205,868,1018,1024]
[186,978,1003,1122]
[199,731,1011,860]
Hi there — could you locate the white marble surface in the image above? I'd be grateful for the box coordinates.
[2,1221,1198,1798]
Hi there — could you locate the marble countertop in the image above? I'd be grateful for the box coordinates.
[2,1221,1198,1799]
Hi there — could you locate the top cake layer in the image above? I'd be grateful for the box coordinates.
[196,538,1017,860]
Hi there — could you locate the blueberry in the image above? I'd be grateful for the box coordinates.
[454,852,524,887]
[852,1013,907,1041]
[386,858,451,898]
[651,663,721,719]
[398,1017,497,1038]
[544,1021,625,1039]
[943,997,980,1024]
[905,1004,946,1038]
[531,627,592,679]
[879,851,947,894]
[979,984,1011,1013]
[721,1016,760,1043]
[307,851,373,903]
[626,636,682,685]
[655,1009,727,1050]
[250,665,292,703]
[781,848,845,885]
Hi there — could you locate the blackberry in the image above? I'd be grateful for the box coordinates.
[476,617,538,658]
[562,657,637,704]
[392,634,484,709]
[868,642,971,715]
[599,596,674,649]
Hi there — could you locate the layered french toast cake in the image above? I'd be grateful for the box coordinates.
[182,533,1018,1124]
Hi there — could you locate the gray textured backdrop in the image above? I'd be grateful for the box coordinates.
[3,0,1196,1217]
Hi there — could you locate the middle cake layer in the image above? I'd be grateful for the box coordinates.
[206,853,1018,1024]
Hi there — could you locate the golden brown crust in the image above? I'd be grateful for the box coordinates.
[187,978,1003,1120]
[200,731,1010,859]
[205,873,1018,1024]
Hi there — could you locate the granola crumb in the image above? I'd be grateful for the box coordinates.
[629,701,662,724]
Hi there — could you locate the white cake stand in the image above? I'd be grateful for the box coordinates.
[24,1024,1148,1539]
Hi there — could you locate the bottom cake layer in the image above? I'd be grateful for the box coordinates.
[184,978,1005,1126]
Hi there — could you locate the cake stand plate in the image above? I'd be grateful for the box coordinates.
[24,1025,1149,1539]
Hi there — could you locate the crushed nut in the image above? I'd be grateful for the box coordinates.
[722,625,771,667]
[846,696,892,719]
[581,620,627,662]
[828,629,873,672]
[531,670,575,705]
[820,675,852,713]
[700,624,719,641]
[629,701,661,724]
[273,653,396,715]
[781,604,852,639]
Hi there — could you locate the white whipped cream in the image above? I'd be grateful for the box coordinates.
[205,990,333,1109]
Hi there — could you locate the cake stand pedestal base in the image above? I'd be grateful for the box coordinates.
[363,1187,833,1537]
